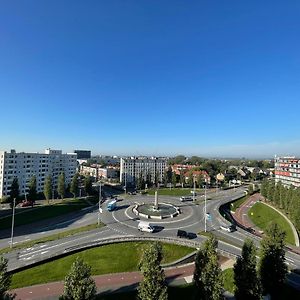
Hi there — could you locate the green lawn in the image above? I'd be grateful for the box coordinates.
[11,242,194,289]
[0,223,104,255]
[230,195,248,212]
[248,202,295,245]
[147,188,202,197]
[0,198,90,230]
[222,268,235,293]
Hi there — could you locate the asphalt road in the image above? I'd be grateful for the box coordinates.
[2,186,300,289]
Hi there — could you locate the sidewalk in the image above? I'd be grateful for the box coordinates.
[233,194,300,250]
[11,258,235,300]
[11,264,195,300]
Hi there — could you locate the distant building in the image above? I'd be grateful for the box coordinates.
[275,156,300,188]
[0,149,77,198]
[74,150,91,159]
[80,164,119,180]
[120,157,168,185]
[184,170,211,184]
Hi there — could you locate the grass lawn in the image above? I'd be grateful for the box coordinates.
[248,202,295,245]
[0,198,90,230]
[11,242,194,289]
[0,223,104,255]
[230,195,248,212]
[147,188,202,197]
[222,268,235,293]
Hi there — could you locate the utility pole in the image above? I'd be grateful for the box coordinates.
[193,175,196,202]
[204,183,207,233]
[98,182,102,226]
[10,198,16,248]
[124,168,127,194]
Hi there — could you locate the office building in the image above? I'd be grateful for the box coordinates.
[74,150,91,159]
[120,157,168,185]
[274,156,300,188]
[0,149,77,198]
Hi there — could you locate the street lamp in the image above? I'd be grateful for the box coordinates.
[98,181,102,226]
[193,175,196,202]
[204,181,207,233]
[10,198,16,248]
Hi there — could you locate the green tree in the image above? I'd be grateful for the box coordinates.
[44,175,53,204]
[193,235,223,300]
[138,242,168,300]
[187,172,194,188]
[84,175,94,196]
[171,172,177,188]
[0,256,15,299]
[259,223,288,298]
[234,239,261,300]
[60,257,96,300]
[9,177,19,204]
[28,175,37,202]
[57,172,66,200]
[70,173,79,198]
[137,173,145,190]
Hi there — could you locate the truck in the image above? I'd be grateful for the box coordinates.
[107,199,117,211]
[138,221,154,233]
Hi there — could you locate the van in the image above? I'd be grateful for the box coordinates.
[107,200,117,211]
[138,221,154,233]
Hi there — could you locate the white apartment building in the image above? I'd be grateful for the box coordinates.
[275,156,300,188]
[120,157,168,185]
[0,149,77,198]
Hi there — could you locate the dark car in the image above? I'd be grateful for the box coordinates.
[177,230,188,238]
[187,232,197,239]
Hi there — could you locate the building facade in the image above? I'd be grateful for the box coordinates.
[74,150,91,159]
[0,149,77,198]
[120,157,168,185]
[274,156,300,188]
[80,164,119,181]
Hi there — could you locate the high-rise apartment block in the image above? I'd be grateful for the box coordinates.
[0,149,77,198]
[120,157,168,185]
[274,156,300,188]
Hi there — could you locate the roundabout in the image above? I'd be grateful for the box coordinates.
[100,192,204,235]
[133,191,180,219]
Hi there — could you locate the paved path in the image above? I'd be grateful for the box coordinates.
[233,193,263,236]
[11,264,196,300]
[233,193,300,248]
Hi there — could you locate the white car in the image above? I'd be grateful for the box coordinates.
[220,225,236,232]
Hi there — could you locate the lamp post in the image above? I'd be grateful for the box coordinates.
[204,182,207,233]
[124,168,127,194]
[10,198,16,248]
[98,181,102,226]
[193,175,196,202]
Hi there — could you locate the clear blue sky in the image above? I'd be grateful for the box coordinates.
[1,1,300,158]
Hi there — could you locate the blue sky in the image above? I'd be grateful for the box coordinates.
[1,1,300,158]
